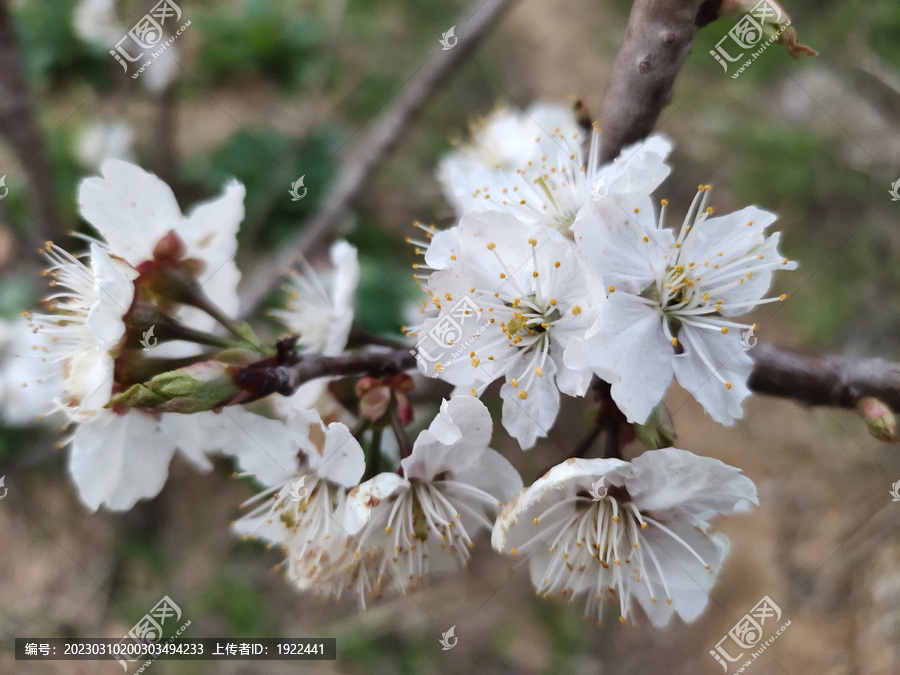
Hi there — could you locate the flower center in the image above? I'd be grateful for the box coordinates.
[509,493,713,624]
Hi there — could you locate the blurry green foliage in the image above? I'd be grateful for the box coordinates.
[348,221,419,337]
[194,0,325,87]
[199,579,272,635]
[181,125,342,248]
[13,0,110,90]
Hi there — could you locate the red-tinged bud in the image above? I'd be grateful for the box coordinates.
[395,390,414,426]
[355,373,416,424]
[358,380,392,422]
[856,397,900,443]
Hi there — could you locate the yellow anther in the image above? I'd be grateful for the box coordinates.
[518,390,528,400]
[572,304,582,315]
[486,242,496,250]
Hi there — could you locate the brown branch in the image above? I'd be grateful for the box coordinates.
[237,343,416,401]
[238,0,517,317]
[599,0,707,163]
[231,336,900,417]
[749,341,900,411]
[0,0,66,243]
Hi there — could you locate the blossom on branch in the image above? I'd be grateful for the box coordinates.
[343,397,522,596]
[24,159,285,511]
[438,102,672,234]
[233,407,365,591]
[413,212,600,448]
[492,447,757,626]
[575,186,797,425]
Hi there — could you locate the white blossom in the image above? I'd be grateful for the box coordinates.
[413,212,600,448]
[438,102,672,234]
[492,448,757,626]
[28,161,269,511]
[27,243,137,422]
[437,102,581,222]
[344,397,522,594]
[232,407,365,591]
[78,158,245,325]
[271,241,359,356]
[575,186,797,425]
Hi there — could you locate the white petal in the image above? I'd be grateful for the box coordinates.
[69,411,177,511]
[181,180,246,317]
[345,473,409,534]
[499,358,560,450]
[289,408,365,488]
[586,294,674,424]
[324,240,359,355]
[402,396,493,479]
[78,160,182,266]
[625,447,758,522]
[634,521,729,626]
[672,324,752,425]
[573,202,673,295]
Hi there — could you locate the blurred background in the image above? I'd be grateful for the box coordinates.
[1,0,899,672]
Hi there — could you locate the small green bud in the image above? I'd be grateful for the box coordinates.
[108,360,241,413]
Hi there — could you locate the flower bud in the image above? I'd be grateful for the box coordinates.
[856,397,900,443]
[356,376,392,422]
[109,360,242,413]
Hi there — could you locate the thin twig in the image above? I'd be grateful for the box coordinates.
[239,0,518,317]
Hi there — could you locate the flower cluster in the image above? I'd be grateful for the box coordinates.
[1,99,798,628]
[234,397,521,608]
[413,103,796,439]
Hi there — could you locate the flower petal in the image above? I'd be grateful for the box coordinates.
[78,159,182,266]
[586,293,674,424]
[672,324,753,425]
